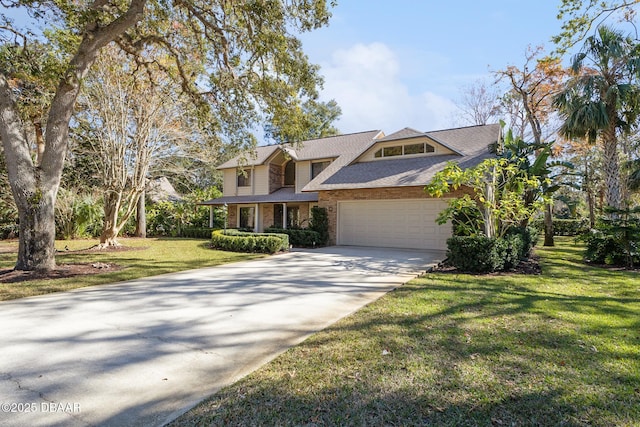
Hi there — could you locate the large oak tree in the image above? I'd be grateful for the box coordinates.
[0,0,333,270]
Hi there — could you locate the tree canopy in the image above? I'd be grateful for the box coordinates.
[0,0,336,270]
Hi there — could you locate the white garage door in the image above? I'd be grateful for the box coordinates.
[338,199,451,250]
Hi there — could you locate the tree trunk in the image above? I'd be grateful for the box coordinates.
[1,75,58,270]
[543,202,554,247]
[14,189,57,270]
[99,192,123,247]
[602,117,623,210]
[135,190,146,238]
[0,1,147,271]
[484,180,495,238]
[586,185,596,228]
[34,120,45,166]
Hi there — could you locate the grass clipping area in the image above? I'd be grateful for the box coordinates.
[171,238,640,427]
[0,238,260,301]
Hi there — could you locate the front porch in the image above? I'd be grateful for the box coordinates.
[199,187,318,232]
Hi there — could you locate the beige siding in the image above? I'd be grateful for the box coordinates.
[222,169,236,196]
[356,136,455,162]
[254,165,269,195]
[237,187,252,196]
[296,161,311,193]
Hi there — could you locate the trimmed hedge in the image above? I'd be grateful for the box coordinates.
[180,227,217,239]
[553,218,590,236]
[447,236,505,273]
[532,218,589,236]
[446,227,535,273]
[211,229,289,254]
[264,227,322,247]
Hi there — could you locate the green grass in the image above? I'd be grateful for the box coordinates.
[0,238,261,301]
[171,238,640,427]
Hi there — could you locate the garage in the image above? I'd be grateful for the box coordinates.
[337,199,451,250]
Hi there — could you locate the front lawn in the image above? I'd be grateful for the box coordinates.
[171,238,640,426]
[0,238,261,301]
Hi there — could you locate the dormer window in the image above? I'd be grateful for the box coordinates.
[311,161,331,179]
[374,142,435,158]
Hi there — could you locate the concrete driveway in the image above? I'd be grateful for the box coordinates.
[0,246,443,427]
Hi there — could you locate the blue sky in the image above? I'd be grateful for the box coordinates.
[298,1,566,134]
[3,1,570,135]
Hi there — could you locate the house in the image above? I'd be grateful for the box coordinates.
[201,123,501,251]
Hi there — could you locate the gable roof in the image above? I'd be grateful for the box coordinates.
[303,123,501,191]
[376,127,424,142]
[217,130,383,169]
[426,123,501,156]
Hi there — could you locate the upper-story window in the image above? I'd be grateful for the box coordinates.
[374,142,435,158]
[237,169,252,187]
[311,161,331,179]
[284,161,295,186]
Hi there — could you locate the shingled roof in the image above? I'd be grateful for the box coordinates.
[199,187,318,205]
[217,130,383,169]
[303,123,501,191]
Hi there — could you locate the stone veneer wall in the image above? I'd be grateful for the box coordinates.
[317,186,472,245]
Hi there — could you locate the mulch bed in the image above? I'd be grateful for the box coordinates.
[429,255,542,275]
[0,244,142,283]
[0,262,123,283]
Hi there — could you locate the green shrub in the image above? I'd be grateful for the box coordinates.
[446,232,530,273]
[309,207,329,245]
[211,229,289,254]
[499,233,524,270]
[264,227,321,247]
[553,218,590,236]
[580,207,640,267]
[180,227,217,239]
[505,226,537,259]
[580,231,635,266]
[446,236,505,273]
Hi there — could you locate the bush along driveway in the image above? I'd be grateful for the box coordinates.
[171,238,640,427]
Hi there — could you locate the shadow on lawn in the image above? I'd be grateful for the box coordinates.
[171,242,640,427]
[173,358,611,426]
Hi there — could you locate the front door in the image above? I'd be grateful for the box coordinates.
[274,204,284,228]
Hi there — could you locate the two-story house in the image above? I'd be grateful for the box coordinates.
[201,123,501,251]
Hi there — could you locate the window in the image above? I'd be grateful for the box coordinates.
[404,143,425,155]
[284,161,295,186]
[287,206,300,229]
[237,169,251,187]
[239,207,255,229]
[384,146,402,156]
[311,161,331,179]
[373,142,436,158]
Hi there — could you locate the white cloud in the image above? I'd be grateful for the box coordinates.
[318,43,459,134]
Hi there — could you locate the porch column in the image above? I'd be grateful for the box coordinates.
[283,203,288,230]
[254,203,259,232]
[209,206,214,228]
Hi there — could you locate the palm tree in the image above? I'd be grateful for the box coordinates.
[554,25,640,210]
[499,128,574,246]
